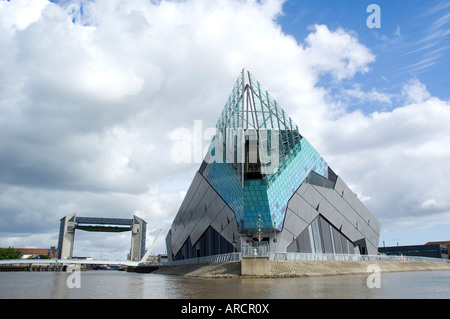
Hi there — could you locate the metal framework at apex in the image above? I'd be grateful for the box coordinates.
[57,213,146,261]
[165,69,381,262]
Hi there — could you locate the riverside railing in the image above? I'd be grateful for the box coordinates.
[156,251,448,266]
[242,242,270,257]
[162,252,242,266]
[268,252,449,262]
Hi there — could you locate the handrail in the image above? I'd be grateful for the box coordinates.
[268,252,449,262]
[153,252,242,266]
[157,251,448,266]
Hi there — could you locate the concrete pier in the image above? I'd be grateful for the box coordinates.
[241,257,269,276]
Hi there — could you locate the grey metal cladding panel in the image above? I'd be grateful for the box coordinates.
[355,218,380,250]
[190,185,223,244]
[325,187,339,208]
[335,193,349,218]
[356,205,381,239]
[330,187,380,246]
[371,215,381,234]
[350,197,380,235]
[361,228,379,250]
[173,205,193,235]
[317,198,355,240]
[165,231,173,260]
[171,173,211,254]
[278,226,296,252]
[283,208,308,236]
[311,184,328,200]
[341,182,357,207]
[316,194,336,218]
[189,207,210,244]
[221,217,239,244]
[191,185,216,222]
[336,209,359,242]
[190,214,211,245]
[295,193,319,225]
[296,183,310,197]
[180,178,212,229]
[358,204,380,235]
[369,216,381,237]
[195,177,210,203]
[210,213,222,232]
[348,194,366,217]
[300,185,323,211]
[334,177,380,233]
[178,172,203,213]
[186,208,209,245]
[335,179,363,219]
[217,207,231,231]
[200,183,219,209]
[224,205,236,222]
[333,177,347,197]
[312,187,359,243]
[210,204,231,233]
[171,231,183,255]
[171,173,203,238]
[337,211,377,249]
[171,210,188,246]
[208,195,227,216]
[172,219,189,254]
[184,185,205,217]
[287,193,299,214]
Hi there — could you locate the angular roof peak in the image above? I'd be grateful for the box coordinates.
[217,69,301,135]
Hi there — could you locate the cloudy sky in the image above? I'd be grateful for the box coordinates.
[1,0,449,259]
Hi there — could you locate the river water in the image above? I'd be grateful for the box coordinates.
[1,269,450,299]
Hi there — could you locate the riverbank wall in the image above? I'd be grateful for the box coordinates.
[0,263,88,272]
[151,259,450,278]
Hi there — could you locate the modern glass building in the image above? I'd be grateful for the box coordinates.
[165,69,380,261]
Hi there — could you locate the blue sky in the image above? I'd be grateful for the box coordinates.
[0,0,449,257]
[278,0,450,107]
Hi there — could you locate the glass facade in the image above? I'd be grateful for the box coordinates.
[201,70,334,234]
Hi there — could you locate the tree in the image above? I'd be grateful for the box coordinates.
[0,247,22,260]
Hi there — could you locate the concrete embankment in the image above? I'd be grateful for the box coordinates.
[151,260,450,278]
[153,261,241,277]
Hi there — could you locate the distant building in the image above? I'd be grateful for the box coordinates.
[17,246,58,259]
[378,244,448,259]
[426,241,450,257]
[145,254,168,263]
[165,70,381,261]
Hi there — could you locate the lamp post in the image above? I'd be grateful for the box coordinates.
[257,214,262,243]
[273,222,278,253]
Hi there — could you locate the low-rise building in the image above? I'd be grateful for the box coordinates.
[378,243,448,259]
